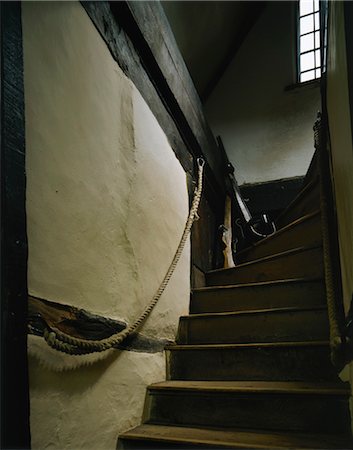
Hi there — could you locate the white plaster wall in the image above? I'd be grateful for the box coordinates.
[205,2,321,185]
[22,2,190,448]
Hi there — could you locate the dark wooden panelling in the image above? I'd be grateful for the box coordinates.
[1,2,31,448]
[191,193,223,274]
[240,176,304,220]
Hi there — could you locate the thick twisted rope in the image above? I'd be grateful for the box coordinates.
[314,115,343,366]
[44,158,205,355]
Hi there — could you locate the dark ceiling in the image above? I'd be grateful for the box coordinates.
[161,1,265,102]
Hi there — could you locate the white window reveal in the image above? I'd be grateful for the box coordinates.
[298,0,321,83]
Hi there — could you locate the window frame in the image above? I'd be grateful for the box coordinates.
[297,0,322,84]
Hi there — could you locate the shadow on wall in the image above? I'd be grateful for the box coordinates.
[29,347,123,395]
[205,1,321,185]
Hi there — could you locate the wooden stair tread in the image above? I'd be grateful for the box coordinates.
[118,163,352,446]
[207,245,322,274]
[190,277,325,314]
[180,305,326,320]
[192,277,322,293]
[166,340,330,351]
[236,210,321,258]
[148,380,350,396]
[120,424,352,449]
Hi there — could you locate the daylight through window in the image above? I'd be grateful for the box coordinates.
[298,0,321,82]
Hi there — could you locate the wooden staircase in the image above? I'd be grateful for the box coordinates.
[118,170,352,449]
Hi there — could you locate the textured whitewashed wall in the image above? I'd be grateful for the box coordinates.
[22,2,190,449]
[205,2,321,185]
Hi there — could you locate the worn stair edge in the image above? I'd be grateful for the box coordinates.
[276,176,319,226]
[118,424,352,450]
[147,380,350,396]
[236,210,321,259]
[207,245,322,276]
[166,340,331,351]
[192,276,323,294]
[179,305,327,321]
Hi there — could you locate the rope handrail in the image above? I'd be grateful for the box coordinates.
[314,113,345,367]
[44,158,205,355]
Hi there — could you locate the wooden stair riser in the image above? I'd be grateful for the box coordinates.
[276,180,320,229]
[118,425,352,450]
[177,308,328,344]
[118,439,214,449]
[118,159,352,448]
[236,212,322,263]
[144,389,351,435]
[191,279,325,314]
[206,247,323,286]
[166,344,339,382]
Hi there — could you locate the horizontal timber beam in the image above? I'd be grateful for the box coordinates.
[28,296,171,354]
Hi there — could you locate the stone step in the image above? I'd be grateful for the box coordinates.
[143,381,351,435]
[191,277,325,314]
[166,341,339,382]
[176,306,328,345]
[276,177,320,229]
[236,210,321,263]
[118,424,352,449]
[206,246,323,286]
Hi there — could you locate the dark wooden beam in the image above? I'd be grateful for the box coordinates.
[81,1,193,176]
[82,1,225,208]
[201,2,266,103]
[29,296,170,353]
[1,2,31,448]
[82,1,227,275]
[122,1,224,187]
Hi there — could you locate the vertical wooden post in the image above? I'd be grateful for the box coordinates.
[1,2,31,448]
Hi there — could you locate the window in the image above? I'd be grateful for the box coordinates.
[298,0,321,82]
